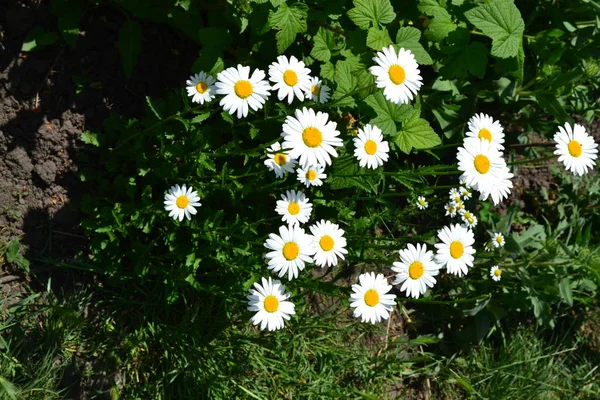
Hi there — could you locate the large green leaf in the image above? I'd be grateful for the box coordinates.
[365,92,413,136]
[464,0,525,59]
[348,0,396,30]
[311,27,335,62]
[395,27,433,65]
[366,27,392,50]
[394,111,441,154]
[417,0,457,42]
[269,3,308,53]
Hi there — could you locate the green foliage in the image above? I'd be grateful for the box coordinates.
[118,20,142,77]
[269,3,308,53]
[21,27,58,52]
[347,0,396,30]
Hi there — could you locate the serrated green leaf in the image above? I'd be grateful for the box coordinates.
[394,111,441,154]
[269,3,308,53]
[118,20,142,77]
[365,92,413,136]
[81,131,100,147]
[395,27,433,65]
[311,27,335,62]
[366,27,392,50]
[321,61,335,80]
[417,0,457,41]
[330,155,379,192]
[191,113,211,124]
[146,96,162,120]
[464,0,524,59]
[333,57,368,108]
[347,0,395,30]
[441,41,489,79]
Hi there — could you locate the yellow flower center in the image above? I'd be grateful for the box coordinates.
[364,289,379,307]
[474,154,491,174]
[287,202,300,215]
[283,70,298,86]
[478,128,492,141]
[319,235,334,251]
[306,169,317,181]
[195,81,208,94]
[388,64,406,85]
[282,242,300,261]
[408,261,424,280]
[234,80,253,99]
[274,153,287,166]
[568,140,582,157]
[449,241,464,259]
[496,236,503,244]
[302,127,323,148]
[263,295,279,313]
[464,212,472,219]
[419,199,426,206]
[364,140,378,155]
[311,85,320,95]
[494,269,502,277]
[176,196,189,209]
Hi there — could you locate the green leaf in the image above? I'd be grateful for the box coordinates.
[347,0,395,30]
[366,27,392,50]
[56,3,82,48]
[365,92,413,136]
[81,131,100,147]
[321,61,335,80]
[558,277,573,306]
[118,20,142,77]
[330,155,379,192]
[311,27,335,62]
[146,97,162,120]
[21,27,59,52]
[464,0,525,59]
[536,94,570,124]
[191,113,211,124]
[441,41,489,79]
[417,0,457,41]
[394,111,441,154]
[395,27,433,65]
[269,3,308,53]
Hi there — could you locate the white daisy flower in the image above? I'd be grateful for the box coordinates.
[461,210,478,228]
[492,232,505,248]
[268,55,312,104]
[484,241,494,252]
[392,243,441,299]
[553,122,598,176]
[247,277,295,331]
[453,200,466,215]
[305,76,331,103]
[450,191,462,204]
[185,72,216,104]
[281,107,343,168]
[459,186,472,200]
[164,184,201,222]
[449,188,460,199]
[264,225,313,280]
[308,220,348,268]
[353,124,390,169]
[215,64,271,118]
[490,265,502,282]
[275,190,312,226]
[369,45,423,105]
[457,138,514,205]
[416,196,428,210]
[296,164,326,187]
[350,272,396,324]
[264,142,297,178]
[434,224,476,277]
[445,203,457,217]
[465,113,505,149]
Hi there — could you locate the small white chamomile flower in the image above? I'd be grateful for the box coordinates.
[305,76,331,103]
[392,243,441,299]
[449,188,460,199]
[164,184,201,222]
[492,232,505,248]
[350,272,396,324]
[490,265,502,282]
[416,196,428,210]
[308,219,348,268]
[454,200,466,214]
[466,113,505,149]
[297,164,326,187]
[353,124,390,169]
[275,190,312,226]
[185,72,216,104]
[457,138,514,205]
[247,277,295,331]
[264,142,297,178]
[216,65,271,118]
[484,241,494,252]
[369,45,422,105]
[461,211,478,228]
[264,225,313,280]
[459,178,467,186]
[434,224,476,277]
[445,203,457,218]
[553,122,598,176]
[459,186,473,200]
[281,107,343,168]
[268,55,312,104]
